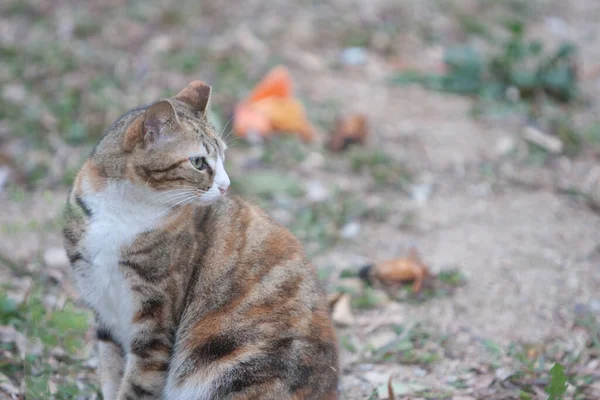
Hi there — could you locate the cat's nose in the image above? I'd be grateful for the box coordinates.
[219,184,229,194]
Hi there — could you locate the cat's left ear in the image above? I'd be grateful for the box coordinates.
[174,81,211,117]
[123,100,176,151]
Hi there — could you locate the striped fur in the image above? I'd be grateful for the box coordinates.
[63,82,339,400]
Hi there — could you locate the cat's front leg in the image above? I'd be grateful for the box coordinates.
[97,328,125,400]
[116,334,171,399]
[116,309,172,399]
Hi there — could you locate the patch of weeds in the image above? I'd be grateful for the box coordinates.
[316,267,331,282]
[61,165,80,187]
[310,99,341,132]
[482,338,504,359]
[369,323,444,367]
[0,0,42,18]
[573,310,600,350]
[44,87,89,145]
[550,117,583,157]
[215,53,251,96]
[390,17,584,156]
[25,161,50,187]
[340,335,357,353]
[349,148,412,189]
[361,203,394,223]
[583,122,600,145]
[7,185,26,203]
[501,323,600,399]
[524,141,549,165]
[391,19,578,104]
[124,2,153,22]
[351,286,386,309]
[342,26,372,48]
[260,136,309,168]
[448,378,469,389]
[231,170,304,200]
[437,269,467,286]
[339,269,358,279]
[419,389,453,400]
[73,18,102,39]
[545,363,567,400]
[159,8,184,26]
[289,191,368,252]
[8,43,79,80]
[1,281,97,398]
[398,211,418,230]
[164,48,207,74]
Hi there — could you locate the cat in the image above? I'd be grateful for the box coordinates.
[62,81,339,400]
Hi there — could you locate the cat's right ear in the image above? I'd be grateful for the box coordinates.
[123,101,176,151]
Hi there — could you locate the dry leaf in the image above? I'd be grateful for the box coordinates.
[361,249,430,293]
[233,65,316,142]
[233,103,272,138]
[246,65,292,103]
[327,113,369,152]
[331,293,355,326]
[252,97,316,142]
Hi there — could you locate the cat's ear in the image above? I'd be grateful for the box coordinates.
[142,100,177,144]
[122,101,176,151]
[174,81,211,116]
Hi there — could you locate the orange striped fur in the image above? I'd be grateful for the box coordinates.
[62,82,339,400]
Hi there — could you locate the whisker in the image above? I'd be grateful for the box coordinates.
[150,193,197,210]
[220,115,234,140]
[149,191,197,209]
[153,194,197,220]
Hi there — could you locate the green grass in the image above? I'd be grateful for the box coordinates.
[1,282,98,399]
[288,190,368,253]
[391,18,578,104]
[349,148,412,189]
[260,136,309,168]
[367,323,445,367]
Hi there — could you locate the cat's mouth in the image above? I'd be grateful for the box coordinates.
[193,190,226,206]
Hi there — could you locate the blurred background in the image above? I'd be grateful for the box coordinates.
[1,0,600,399]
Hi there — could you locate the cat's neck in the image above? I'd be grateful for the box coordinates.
[83,180,198,229]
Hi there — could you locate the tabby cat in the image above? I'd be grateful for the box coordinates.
[62,81,339,400]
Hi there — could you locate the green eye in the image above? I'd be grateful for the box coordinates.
[190,156,208,170]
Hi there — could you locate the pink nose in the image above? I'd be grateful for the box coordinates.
[219,185,229,194]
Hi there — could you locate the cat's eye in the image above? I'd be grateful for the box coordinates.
[190,156,208,171]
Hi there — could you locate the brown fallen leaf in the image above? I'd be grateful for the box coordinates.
[330,293,355,326]
[359,248,430,293]
[327,113,368,152]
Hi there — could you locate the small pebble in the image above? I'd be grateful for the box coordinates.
[43,247,70,269]
[341,47,367,66]
[340,222,361,239]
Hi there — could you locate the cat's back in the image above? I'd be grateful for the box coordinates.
[169,195,339,399]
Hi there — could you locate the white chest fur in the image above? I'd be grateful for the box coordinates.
[77,181,167,350]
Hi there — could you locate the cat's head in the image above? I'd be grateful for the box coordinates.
[120,81,230,206]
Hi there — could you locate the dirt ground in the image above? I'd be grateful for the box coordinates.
[1,0,600,399]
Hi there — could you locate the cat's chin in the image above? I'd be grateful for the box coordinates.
[192,195,224,207]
